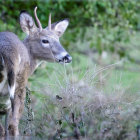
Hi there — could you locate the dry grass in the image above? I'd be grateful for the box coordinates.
[20,63,140,140]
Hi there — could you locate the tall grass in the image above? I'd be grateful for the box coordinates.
[20,63,140,140]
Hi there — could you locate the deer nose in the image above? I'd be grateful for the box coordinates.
[63,54,72,63]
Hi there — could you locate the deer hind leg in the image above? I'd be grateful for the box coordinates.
[7,69,18,136]
[8,97,20,136]
[5,110,10,137]
[8,64,28,136]
[9,88,26,136]
[8,93,20,136]
[0,116,4,137]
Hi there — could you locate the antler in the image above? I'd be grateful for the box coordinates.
[48,13,51,30]
[34,7,42,32]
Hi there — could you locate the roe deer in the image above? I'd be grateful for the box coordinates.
[0,7,72,136]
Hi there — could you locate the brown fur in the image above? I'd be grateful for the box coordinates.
[0,32,31,136]
[0,8,71,136]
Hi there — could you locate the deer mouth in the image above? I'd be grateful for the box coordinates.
[55,58,72,63]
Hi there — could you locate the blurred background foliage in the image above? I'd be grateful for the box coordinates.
[0,0,140,64]
[0,0,140,139]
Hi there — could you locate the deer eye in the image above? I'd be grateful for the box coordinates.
[42,40,49,44]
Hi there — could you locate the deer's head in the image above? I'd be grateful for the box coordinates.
[20,7,72,63]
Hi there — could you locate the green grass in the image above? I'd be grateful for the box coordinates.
[106,69,140,93]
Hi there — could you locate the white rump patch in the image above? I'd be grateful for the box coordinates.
[6,99,11,110]
[8,84,15,99]
[18,54,21,64]
[0,68,7,91]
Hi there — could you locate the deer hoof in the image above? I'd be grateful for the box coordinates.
[8,124,19,136]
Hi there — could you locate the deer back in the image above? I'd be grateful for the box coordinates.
[0,32,29,98]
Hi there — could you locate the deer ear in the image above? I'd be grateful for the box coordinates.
[52,19,69,37]
[20,11,37,35]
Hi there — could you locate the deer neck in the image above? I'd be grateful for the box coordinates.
[23,38,41,75]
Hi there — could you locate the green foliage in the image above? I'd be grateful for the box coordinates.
[0,0,139,59]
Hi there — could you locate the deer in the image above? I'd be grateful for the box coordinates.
[0,7,72,137]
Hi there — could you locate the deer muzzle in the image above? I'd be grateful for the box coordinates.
[55,52,72,63]
[62,54,72,63]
